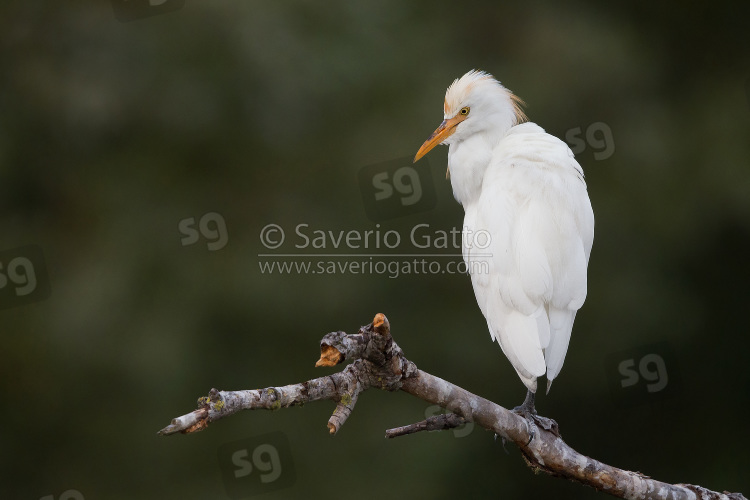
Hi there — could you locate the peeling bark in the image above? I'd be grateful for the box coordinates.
[158,313,745,500]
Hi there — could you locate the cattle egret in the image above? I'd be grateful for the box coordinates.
[414,70,594,420]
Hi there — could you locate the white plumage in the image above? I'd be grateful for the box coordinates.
[414,70,594,399]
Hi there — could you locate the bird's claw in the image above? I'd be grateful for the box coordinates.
[530,413,559,437]
[511,406,560,441]
[495,434,511,454]
[525,421,536,445]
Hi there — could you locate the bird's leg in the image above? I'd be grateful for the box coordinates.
[514,389,537,415]
[512,389,560,439]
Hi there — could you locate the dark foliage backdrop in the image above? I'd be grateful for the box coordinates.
[1,1,748,499]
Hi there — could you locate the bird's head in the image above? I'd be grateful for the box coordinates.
[414,70,527,163]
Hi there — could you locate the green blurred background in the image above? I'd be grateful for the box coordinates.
[1,1,749,498]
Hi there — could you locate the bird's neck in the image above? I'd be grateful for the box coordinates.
[448,130,504,207]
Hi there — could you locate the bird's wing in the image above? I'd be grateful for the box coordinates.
[465,123,594,391]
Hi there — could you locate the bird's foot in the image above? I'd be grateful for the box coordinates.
[511,391,560,441]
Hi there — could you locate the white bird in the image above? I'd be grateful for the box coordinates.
[414,70,594,419]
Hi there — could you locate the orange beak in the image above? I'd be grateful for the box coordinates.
[413,114,467,163]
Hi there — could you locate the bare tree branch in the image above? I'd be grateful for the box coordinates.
[385,413,467,438]
[158,313,746,500]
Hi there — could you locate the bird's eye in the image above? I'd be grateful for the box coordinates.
[460,107,470,116]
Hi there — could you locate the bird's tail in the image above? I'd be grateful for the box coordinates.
[489,308,547,393]
[544,307,577,394]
